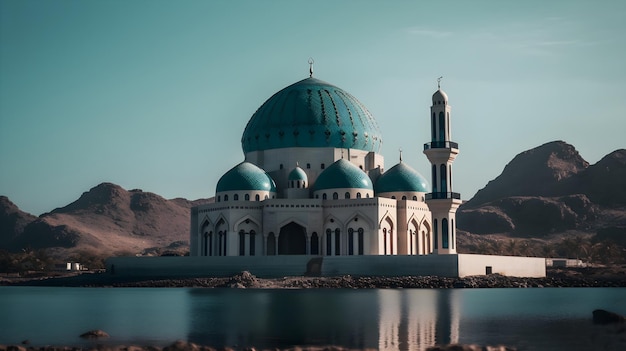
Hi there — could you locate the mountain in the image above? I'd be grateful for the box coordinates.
[578,149,626,206]
[464,141,589,208]
[0,196,37,250]
[2,183,212,258]
[458,141,626,237]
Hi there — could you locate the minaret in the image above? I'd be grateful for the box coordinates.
[423,78,462,254]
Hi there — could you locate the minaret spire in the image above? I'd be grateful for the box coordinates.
[308,57,314,78]
[424,80,461,255]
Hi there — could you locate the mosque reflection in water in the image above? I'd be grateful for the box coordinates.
[186,289,460,351]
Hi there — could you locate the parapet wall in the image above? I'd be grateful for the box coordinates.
[457,254,546,277]
[321,255,459,277]
[105,254,546,279]
[106,256,313,279]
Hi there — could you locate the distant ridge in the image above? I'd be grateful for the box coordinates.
[0,196,37,250]
[458,141,626,236]
[1,141,624,263]
[0,183,212,258]
[464,141,589,207]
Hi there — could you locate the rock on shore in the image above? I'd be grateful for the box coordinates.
[0,340,517,351]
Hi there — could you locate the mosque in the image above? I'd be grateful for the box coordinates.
[189,68,461,259]
[107,66,546,278]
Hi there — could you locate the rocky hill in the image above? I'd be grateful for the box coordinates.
[0,183,212,260]
[0,196,37,250]
[458,141,626,240]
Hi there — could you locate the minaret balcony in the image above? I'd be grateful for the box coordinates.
[426,192,461,200]
[423,141,459,150]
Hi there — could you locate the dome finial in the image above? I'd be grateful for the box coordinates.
[437,76,443,89]
[399,147,403,162]
[308,57,315,78]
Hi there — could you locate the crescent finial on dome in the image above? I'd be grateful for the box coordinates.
[308,57,314,78]
[437,76,443,89]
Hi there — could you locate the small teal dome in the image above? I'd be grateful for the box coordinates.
[216,162,276,192]
[288,166,307,181]
[241,77,382,153]
[313,159,373,191]
[375,162,429,193]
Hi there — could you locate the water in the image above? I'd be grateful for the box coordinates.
[1,287,625,350]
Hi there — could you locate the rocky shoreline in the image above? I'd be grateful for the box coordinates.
[0,340,517,351]
[1,266,625,288]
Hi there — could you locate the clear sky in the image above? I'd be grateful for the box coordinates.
[1,0,625,216]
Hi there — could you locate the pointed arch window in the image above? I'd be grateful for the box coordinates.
[345,192,350,199]
[323,193,327,200]
[224,195,229,201]
[434,219,438,249]
[438,111,445,142]
[311,232,319,255]
[432,165,437,193]
[348,228,354,255]
[255,194,260,201]
[245,194,250,201]
[440,164,447,194]
[333,192,339,200]
[249,230,256,256]
[334,228,341,255]
[442,218,449,249]
[326,229,332,255]
[358,228,364,255]
[239,230,245,256]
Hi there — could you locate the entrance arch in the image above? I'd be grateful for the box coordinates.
[278,222,307,255]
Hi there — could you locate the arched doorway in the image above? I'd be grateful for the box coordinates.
[278,222,307,255]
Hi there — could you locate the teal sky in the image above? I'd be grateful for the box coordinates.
[1,0,625,215]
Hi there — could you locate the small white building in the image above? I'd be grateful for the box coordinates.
[190,73,461,259]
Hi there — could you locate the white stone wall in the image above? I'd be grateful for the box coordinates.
[457,254,546,277]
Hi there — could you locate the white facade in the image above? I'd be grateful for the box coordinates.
[190,75,455,260]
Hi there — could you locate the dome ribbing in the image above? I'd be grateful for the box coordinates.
[241,78,382,153]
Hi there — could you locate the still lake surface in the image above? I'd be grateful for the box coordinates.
[1,287,625,351]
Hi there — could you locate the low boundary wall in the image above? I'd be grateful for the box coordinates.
[106,254,547,279]
[457,254,546,277]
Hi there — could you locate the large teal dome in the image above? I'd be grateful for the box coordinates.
[216,162,276,193]
[313,159,373,191]
[375,162,429,193]
[241,77,383,153]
